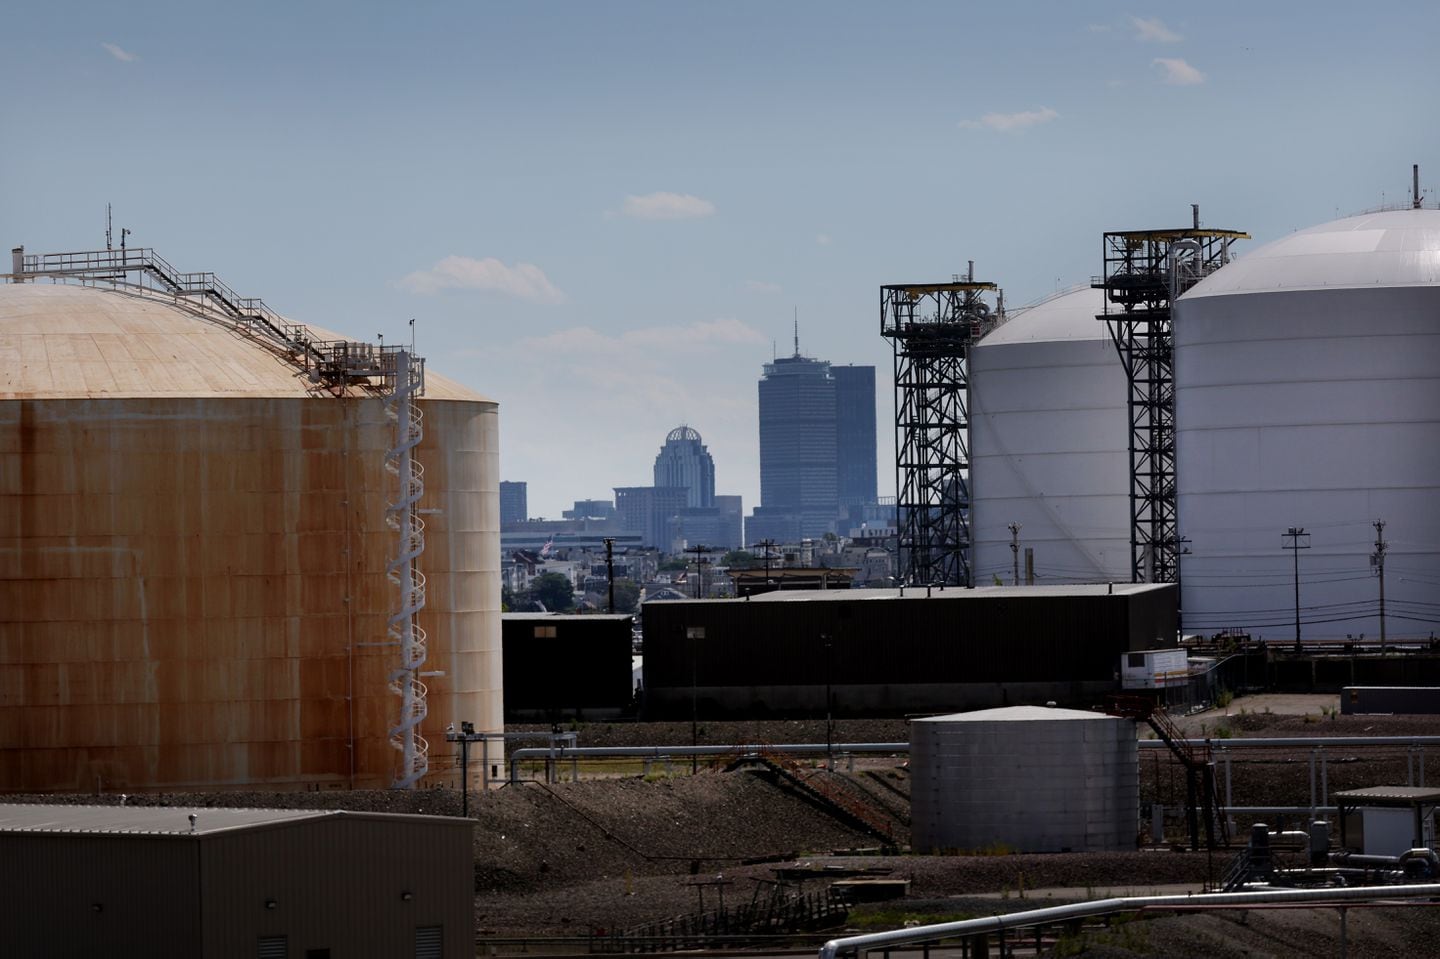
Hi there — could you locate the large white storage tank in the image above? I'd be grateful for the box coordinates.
[910,706,1138,853]
[0,278,502,792]
[970,286,1130,585]
[1175,209,1440,641]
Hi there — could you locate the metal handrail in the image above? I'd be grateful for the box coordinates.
[507,742,908,784]
[9,245,425,392]
[1141,736,1440,749]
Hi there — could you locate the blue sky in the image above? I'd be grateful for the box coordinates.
[4,2,1437,518]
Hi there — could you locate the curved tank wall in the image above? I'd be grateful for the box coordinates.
[0,283,501,792]
[910,706,1137,853]
[970,286,1130,585]
[1176,210,1440,641]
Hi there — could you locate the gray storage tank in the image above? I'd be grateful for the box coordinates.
[910,706,1137,853]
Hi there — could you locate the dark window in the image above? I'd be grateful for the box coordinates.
[1127,653,1145,668]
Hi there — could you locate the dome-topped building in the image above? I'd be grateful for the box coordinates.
[1175,209,1440,640]
[653,424,715,509]
[1,259,501,793]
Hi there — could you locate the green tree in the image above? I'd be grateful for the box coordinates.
[526,572,576,613]
[610,578,641,614]
[719,549,754,569]
[501,583,516,612]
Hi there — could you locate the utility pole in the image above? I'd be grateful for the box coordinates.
[1008,523,1022,586]
[1282,527,1311,651]
[603,537,616,613]
[1372,520,1388,655]
[685,544,711,599]
[822,633,833,771]
[1177,535,1193,634]
[752,539,777,594]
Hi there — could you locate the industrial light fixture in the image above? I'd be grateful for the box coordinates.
[91,903,103,913]
[264,899,278,910]
[400,891,414,902]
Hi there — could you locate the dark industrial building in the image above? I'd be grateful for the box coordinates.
[0,804,473,958]
[640,584,1177,718]
[503,613,635,720]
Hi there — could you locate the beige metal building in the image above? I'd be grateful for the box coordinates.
[0,803,474,958]
[1,263,501,792]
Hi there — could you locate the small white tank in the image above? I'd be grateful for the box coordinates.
[910,705,1137,853]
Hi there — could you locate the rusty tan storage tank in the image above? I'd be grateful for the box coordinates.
[0,280,500,792]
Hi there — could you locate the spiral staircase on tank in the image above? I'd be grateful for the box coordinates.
[385,350,430,788]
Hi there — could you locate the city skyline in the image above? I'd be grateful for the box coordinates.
[2,3,1435,518]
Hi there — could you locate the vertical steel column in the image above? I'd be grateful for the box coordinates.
[1094,226,1247,584]
[881,278,1000,587]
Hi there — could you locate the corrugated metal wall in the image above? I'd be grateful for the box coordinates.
[0,394,499,791]
[0,815,472,958]
[200,817,473,958]
[0,832,201,957]
[502,615,633,719]
[640,589,1176,717]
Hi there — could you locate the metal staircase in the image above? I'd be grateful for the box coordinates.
[386,350,430,788]
[1108,694,1229,850]
[747,750,899,845]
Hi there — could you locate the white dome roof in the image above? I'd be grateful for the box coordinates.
[0,283,490,402]
[1184,208,1440,298]
[978,285,1108,347]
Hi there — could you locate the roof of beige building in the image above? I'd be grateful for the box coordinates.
[0,283,491,402]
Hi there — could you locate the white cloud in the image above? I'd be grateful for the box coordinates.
[621,192,716,220]
[1153,57,1205,85]
[959,106,1059,133]
[399,255,566,303]
[743,280,783,295]
[102,42,138,62]
[1131,16,1181,43]
[816,233,832,246]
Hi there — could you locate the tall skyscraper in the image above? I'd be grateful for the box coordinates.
[652,425,716,508]
[753,341,876,542]
[758,352,837,532]
[832,365,877,507]
[499,481,528,526]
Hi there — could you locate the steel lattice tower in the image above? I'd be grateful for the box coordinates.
[881,275,1000,587]
[1094,221,1247,584]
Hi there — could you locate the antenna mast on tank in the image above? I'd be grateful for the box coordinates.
[1415,164,1423,210]
[793,307,800,358]
[106,204,112,251]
